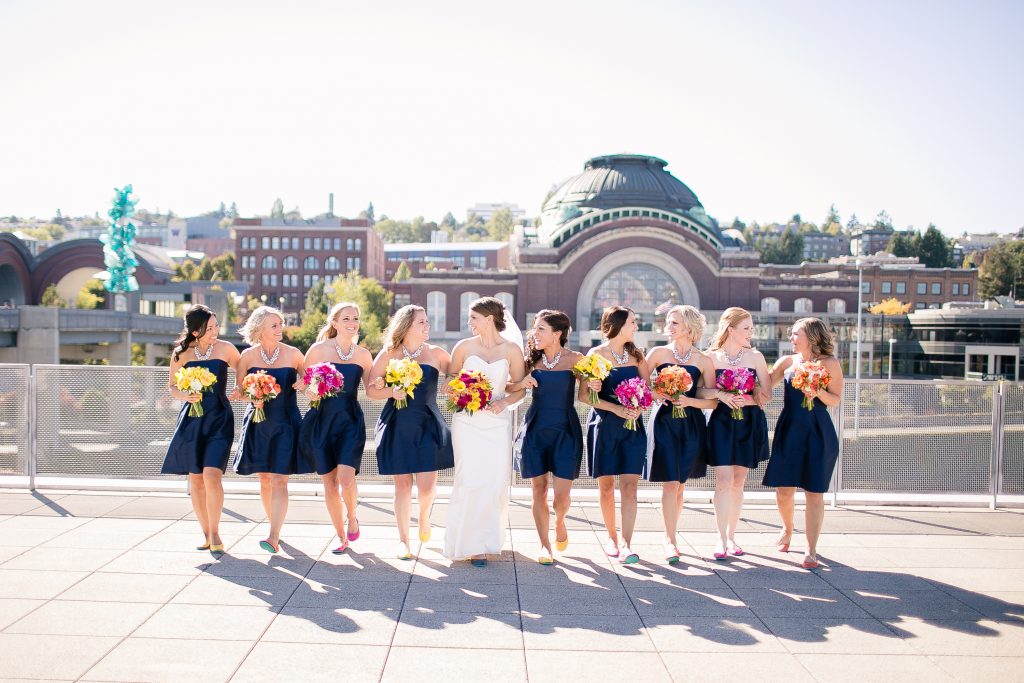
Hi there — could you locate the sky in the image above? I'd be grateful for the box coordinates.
[1,0,1022,235]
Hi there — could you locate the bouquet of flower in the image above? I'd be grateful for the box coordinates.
[174,365,218,417]
[573,353,614,405]
[791,361,832,411]
[384,358,423,410]
[447,369,493,415]
[613,376,653,431]
[241,370,281,423]
[653,365,694,418]
[303,362,344,409]
[716,367,756,420]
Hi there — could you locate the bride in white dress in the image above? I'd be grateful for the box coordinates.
[443,297,527,566]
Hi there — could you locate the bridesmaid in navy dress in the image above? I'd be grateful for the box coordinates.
[299,302,372,554]
[511,309,585,565]
[644,305,717,564]
[232,306,310,554]
[701,307,771,561]
[580,306,647,564]
[162,304,240,555]
[763,317,843,569]
[367,304,452,560]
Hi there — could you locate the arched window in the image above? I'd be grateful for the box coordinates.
[590,263,681,331]
[827,298,846,314]
[354,238,362,250]
[303,256,319,270]
[282,256,298,270]
[261,255,277,269]
[760,297,780,313]
[346,238,354,250]
[794,298,813,314]
[427,291,447,332]
[324,256,340,272]
[460,291,480,327]
[496,291,514,316]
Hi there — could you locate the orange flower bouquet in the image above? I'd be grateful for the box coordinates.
[791,361,831,411]
[241,370,282,423]
[653,365,694,418]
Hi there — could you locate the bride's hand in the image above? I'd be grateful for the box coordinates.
[488,399,507,415]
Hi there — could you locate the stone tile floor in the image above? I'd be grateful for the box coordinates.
[0,489,1022,682]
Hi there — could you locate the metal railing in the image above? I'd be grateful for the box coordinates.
[0,363,1021,505]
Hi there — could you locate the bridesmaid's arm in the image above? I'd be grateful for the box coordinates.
[752,351,772,407]
[681,354,717,410]
[366,349,397,401]
[496,345,527,410]
[230,350,254,402]
[768,354,793,389]
[447,340,467,378]
[807,356,844,408]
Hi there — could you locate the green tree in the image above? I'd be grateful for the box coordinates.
[330,273,393,353]
[229,202,239,218]
[76,278,106,309]
[197,260,215,281]
[392,261,412,282]
[270,198,285,220]
[918,224,952,268]
[40,284,66,308]
[822,204,842,235]
[440,212,458,230]
[20,223,66,241]
[978,240,1024,300]
[872,210,894,230]
[210,253,235,280]
[485,207,516,241]
[374,218,418,243]
[173,260,198,282]
[888,231,920,258]
[757,231,804,265]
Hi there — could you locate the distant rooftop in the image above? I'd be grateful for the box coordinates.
[384,241,509,253]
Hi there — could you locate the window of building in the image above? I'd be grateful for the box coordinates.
[896,282,907,294]
[916,302,925,310]
[952,283,960,295]
[261,274,269,286]
[881,281,892,295]
[271,237,280,250]
[304,256,319,270]
[827,298,846,314]
[460,291,480,326]
[346,238,353,250]
[303,275,311,288]
[917,282,927,294]
[346,257,361,273]
[261,255,277,269]
[931,282,941,295]
[282,256,298,270]
[427,291,446,331]
[794,298,813,314]
[589,263,682,331]
[963,284,970,296]
[333,238,341,251]
[929,303,941,309]
[304,237,311,250]
[262,237,270,249]
[292,237,301,250]
[469,255,487,270]
[394,293,411,309]
[325,256,340,272]
[760,297,780,313]
[496,292,514,316]
[314,237,322,250]
[269,274,277,286]
[861,281,871,294]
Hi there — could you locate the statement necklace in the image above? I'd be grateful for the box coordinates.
[193,342,214,361]
[671,344,693,365]
[402,343,425,360]
[334,341,355,362]
[724,347,745,367]
[540,349,563,370]
[609,346,629,366]
[259,344,281,366]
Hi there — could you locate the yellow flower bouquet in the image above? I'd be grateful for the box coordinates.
[384,358,424,410]
[174,365,218,417]
[573,353,613,405]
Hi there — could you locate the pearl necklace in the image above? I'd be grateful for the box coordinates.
[670,344,693,365]
[609,346,629,366]
[259,344,281,366]
[193,342,214,361]
[724,347,745,367]
[334,341,355,362]
[540,349,563,370]
[402,343,425,360]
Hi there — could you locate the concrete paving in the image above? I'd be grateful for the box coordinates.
[0,488,1022,682]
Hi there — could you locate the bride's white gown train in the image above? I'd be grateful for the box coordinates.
[443,355,512,559]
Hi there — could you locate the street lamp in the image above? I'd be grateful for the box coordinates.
[854,259,864,434]
[888,337,897,380]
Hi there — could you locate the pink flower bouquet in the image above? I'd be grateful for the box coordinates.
[716,367,755,420]
[302,362,344,409]
[613,376,653,431]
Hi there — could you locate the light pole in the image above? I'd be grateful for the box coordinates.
[888,337,897,380]
[854,260,864,435]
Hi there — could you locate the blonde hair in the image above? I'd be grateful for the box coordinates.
[708,307,752,351]
[384,304,426,352]
[316,302,360,343]
[667,305,706,345]
[794,317,835,357]
[239,306,284,347]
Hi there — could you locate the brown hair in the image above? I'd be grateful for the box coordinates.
[526,309,572,367]
[469,296,506,332]
[600,306,644,363]
[708,307,752,351]
[172,304,216,362]
[316,302,360,343]
[384,304,426,352]
[794,317,835,357]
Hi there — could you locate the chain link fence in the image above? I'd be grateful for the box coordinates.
[2,363,1021,502]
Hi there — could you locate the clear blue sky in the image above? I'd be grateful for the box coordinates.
[1,0,1021,234]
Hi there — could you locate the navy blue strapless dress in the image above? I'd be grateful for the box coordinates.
[232,366,311,476]
[299,363,367,476]
[706,367,769,469]
[585,365,647,477]
[374,365,453,475]
[645,363,708,483]
[162,359,234,474]
[762,373,839,493]
[514,369,584,480]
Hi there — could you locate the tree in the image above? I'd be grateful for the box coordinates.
[870,298,912,315]
[485,207,516,241]
[872,210,894,230]
[846,213,860,231]
[330,273,393,353]
[218,201,226,218]
[888,231,920,258]
[392,261,412,282]
[366,202,375,223]
[270,198,285,220]
[822,204,842,235]
[40,284,66,308]
[210,253,235,281]
[197,259,215,281]
[978,240,1024,300]
[918,224,952,268]
[756,231,804,265]
[440,212,458,230]
[229,202,239,218]
[76,278,106,309]
[173,260,198,282]
[373,218,418,243]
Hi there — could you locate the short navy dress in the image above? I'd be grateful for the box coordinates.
[645,363,708,483]
[299,363,367,476]
[762,370,839,493]
[374,364,454,475]
[514,369,584,480]
[233,366,311,476]
[162,358,234,474]
[706,367,769,469]
[585,365,647,477]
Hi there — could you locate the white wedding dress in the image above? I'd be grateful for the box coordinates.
[443,355,512,559]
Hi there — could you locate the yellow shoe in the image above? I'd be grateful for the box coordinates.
[196,542,211,551]
[210,544,225,556]
[396,544,413,561]
[555,536,569,552]
[537,549,555,566]
[419,528,431,543]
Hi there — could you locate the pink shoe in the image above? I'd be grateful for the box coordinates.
[346,518,360,542]
[604,540,620,558]
[729,544,745,557]
[712,551,728,561]
[331,540,349,555]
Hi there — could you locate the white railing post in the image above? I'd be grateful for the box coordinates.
[27,365,37,491]
[990,380,1005,510]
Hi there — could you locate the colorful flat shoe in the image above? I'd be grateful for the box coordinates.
[555,536,569,552]
[419,528,432,543]
[331,540,350,555]
[777,541,791,553]
[259,539,279,554]
[801,557,820,569]
[604,540,620,558]
[712,551,728,561]
[470,557,487,567]
[396,544,413,561]
[196,542,211,551]
[620,547,640,565]
[347,518,360,542]
[728,544,745,557]
[209,544,225,556]
[537,549,554,566]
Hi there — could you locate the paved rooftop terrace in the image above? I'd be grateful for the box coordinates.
[0,489,1022,682]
